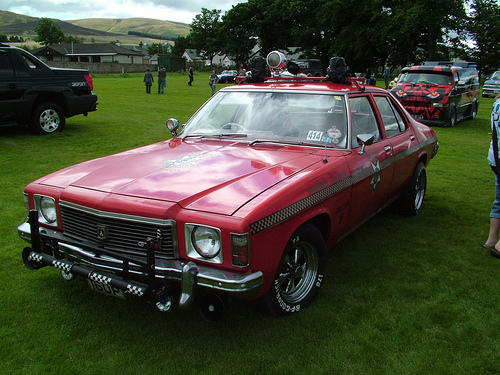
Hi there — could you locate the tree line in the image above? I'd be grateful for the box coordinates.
[31,0,500,76]
[187,0,500,75]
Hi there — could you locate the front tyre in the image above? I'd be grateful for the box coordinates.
[30,102,65,134]
[399,161,427,215]
[446,106,457,127]
[262,223,326,316]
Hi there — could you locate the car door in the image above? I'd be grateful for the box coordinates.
[346,94,395,228]
[373,94,419,194]
[0,50,24,124]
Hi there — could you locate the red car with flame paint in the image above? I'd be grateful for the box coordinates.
[18,54,438,320]
[391,63,479,127]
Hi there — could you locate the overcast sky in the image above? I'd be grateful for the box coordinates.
[1,0,244,24]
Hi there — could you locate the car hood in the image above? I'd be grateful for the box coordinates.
[36,139,327,215]
[485,78,500,85]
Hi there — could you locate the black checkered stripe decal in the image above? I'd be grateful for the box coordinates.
[249,136,437,235]
[126,285,145,297]
[250,176,353,235]
[52,259,73,273]
[28,252,43,264]
[89,272,112,284]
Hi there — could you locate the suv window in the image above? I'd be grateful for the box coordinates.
[0,51,14,77]
[374,96,406,137]
[350,96,380,147]
[20,52,48,74]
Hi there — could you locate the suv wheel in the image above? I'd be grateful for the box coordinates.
[446,106,457,127]
[30,102,65,135]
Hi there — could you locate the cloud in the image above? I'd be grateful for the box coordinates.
[0,0,244,24]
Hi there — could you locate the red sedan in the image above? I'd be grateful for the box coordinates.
[19,54,438,320]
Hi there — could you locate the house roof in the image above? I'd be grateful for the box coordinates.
[33,43,145,56]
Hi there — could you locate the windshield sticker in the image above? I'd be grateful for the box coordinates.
[306,130,324,142]
[306,127,343,144]
[327,126,342,140]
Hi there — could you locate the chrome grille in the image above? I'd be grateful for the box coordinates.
[59,202,176,260]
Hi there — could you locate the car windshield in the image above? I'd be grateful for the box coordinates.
[491,71,500,80]
[182,91,348,148]
[398,71,453,85]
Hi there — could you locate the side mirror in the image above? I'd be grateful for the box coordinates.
[357,133,375,155]
[166,118,180,136]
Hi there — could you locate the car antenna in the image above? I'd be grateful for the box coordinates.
[323,140,328,163]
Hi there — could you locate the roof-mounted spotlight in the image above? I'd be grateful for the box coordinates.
[266,51,286,70]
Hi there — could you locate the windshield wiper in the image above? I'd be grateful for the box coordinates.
[249,139,306,146]
[182,133,247,140]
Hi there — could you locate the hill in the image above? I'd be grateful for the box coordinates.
[68,18,189,39]
[0,10,190,45]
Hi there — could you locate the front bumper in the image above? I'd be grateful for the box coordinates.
[18,211,263,310]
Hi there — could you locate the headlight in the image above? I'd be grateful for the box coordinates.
[185,224,222,263]
[192,226,221,258]
[34,195,58,226]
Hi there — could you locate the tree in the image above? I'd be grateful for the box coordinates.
[468,0,500,75]
[34,18,65,45]
[146,42,170,56]
[220,3,258,67]
[190,8,223,66]
[171,35,192,57]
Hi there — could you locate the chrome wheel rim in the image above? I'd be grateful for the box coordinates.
[277,241,318,304]
[414,170,426,211]
[40,109,60,133]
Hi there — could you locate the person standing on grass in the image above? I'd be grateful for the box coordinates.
[383,64,391,90]
[484,93,500,258]
[143,68,153,94]
[188,66,194,86]
[157,66,166,94]
[209,70,219,96]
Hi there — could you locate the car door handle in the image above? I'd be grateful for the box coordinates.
[410,135,416,141]
[8,83,17,90]
[384,145,392,153]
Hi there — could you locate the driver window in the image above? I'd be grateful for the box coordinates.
[350,96,380,147]
[374,96,406,137]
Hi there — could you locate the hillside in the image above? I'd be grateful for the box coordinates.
[0,10,190,45]
[68,18,189,39]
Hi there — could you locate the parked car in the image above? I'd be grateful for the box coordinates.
[19,52,438,320]
[391,63,479,127]
[217,70,238,83]
[0,44,97,134]
[482,71,500,98]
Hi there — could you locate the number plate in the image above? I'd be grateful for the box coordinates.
[413,115,424,120]
[87,279,125,299]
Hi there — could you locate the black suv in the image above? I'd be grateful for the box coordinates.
[0,44,97,134]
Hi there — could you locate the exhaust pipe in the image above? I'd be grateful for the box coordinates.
[199,293,225,322]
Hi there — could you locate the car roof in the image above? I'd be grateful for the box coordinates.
[221,78,388,95]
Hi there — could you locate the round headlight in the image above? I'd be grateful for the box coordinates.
[191,226,221,259]
[40,196,57,224]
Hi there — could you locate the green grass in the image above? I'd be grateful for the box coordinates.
[1,73,499,374]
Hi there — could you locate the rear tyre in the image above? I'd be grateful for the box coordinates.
[399,161,427,215]
[261,223,326,316]
[469,102,478,120]
[30,102,65,134]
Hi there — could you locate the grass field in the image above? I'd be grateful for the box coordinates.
[1,72,499,374]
